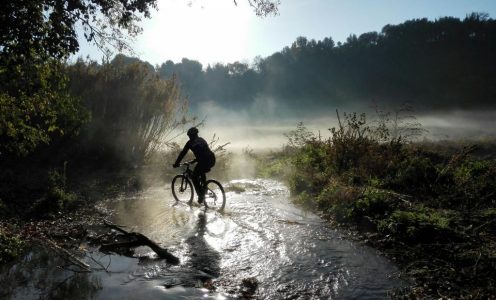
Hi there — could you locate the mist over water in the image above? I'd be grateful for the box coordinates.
[417,110,496,140]
[188,101,496,153]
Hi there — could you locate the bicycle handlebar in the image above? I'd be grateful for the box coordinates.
[181,160,197,166]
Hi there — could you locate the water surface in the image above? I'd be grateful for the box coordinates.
[1,179,407,299]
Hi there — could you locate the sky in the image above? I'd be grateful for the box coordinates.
[74,0,496,67]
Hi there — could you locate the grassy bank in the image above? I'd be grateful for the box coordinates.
[258,117,496,299]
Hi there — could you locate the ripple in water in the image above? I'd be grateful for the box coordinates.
[1,179,407,299]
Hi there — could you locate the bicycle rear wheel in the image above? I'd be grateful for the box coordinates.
[171,175,194,204]
[203,179,226,211]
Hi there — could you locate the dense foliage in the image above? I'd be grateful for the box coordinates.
[158,14,496,113]
[0,0,194,220]
[0,55,187,220]
[66,55,190,166]
[267,113,496,298]
[0,59,88,157]
[0,56,189,219]
[0,0,161,159]
[0,0,158,60]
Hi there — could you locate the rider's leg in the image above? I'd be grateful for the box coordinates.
[192,166,205,203]
[200,173,206,188]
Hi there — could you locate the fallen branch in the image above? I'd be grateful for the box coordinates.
[44,239,91,272]
[86,253,112,273]
[102,221,179,264]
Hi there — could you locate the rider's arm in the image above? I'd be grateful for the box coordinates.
[173,142,190,167]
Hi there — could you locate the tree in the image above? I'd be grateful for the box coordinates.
[0,0,160,157]
[0,1,280,61]
[236,0,280,16]
[0,0,159,60]
[0,59,89,157]
[67,57,190,165]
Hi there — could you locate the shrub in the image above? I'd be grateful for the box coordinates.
[352,188,393,219]
[257,156,292,179]
[0,230,25,264]
[378,209,458,244]
[31,167,77,216]
[289,141,329,196]
[387,155,438,195]
[66,57,192,167]
[314,181,362,222]
[450,159,496,209]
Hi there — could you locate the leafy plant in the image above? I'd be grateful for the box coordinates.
[0,230,25,264]
[0,60,89,157]
[378,209,457,244]
[31,164,77,216]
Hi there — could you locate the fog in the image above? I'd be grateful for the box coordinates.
[417,110,496,140]
[182,101,496,153]
[179,100,339,152]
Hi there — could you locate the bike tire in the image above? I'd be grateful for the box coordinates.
[171,175,194,204]
[203,179,226,211]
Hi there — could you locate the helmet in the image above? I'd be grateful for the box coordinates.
[187,127,199,137]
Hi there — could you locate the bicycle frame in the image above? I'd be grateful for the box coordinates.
[178,162,191,190]
[179,161,205,193]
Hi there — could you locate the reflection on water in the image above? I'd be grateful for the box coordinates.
[0,246,102,299]
[184,212,221,279]
[1,179,407,299]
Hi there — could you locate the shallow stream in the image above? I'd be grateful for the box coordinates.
[1,179,407,299]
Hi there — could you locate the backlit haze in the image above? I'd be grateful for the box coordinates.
[75,0,496,67]
[75,0,496,151]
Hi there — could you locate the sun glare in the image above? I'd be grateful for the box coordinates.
[136,0,254,66]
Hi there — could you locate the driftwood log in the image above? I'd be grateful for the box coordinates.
[101,221,179,264]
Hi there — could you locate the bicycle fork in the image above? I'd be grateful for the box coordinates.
[180,176,188,192]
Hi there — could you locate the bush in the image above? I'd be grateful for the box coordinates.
[31,168,77,217]
[450,159,496,209]
[0,230,25,264]
[281,115,496,299]
[66,57,192,167]
[312,181,362,222]
[257,156,292,179]
[352,188,393,219]
[289,141,329,196]
[386,155,438,195]
[377,209,459,244]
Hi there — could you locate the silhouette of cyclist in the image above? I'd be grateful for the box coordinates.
[173,127,216,203]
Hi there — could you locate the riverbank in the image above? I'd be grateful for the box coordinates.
[313,205,496,299]
[254,123,496,299]
[0,165,147,265]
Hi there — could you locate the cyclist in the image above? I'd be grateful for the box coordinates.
[173,127,216,203]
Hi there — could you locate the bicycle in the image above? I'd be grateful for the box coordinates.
[171,161,226,211]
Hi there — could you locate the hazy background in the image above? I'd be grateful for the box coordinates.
[71,3,496,160]
[75,0,496,67]
[192,109,496,153]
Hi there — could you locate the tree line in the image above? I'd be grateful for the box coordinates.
[156,13,496,114]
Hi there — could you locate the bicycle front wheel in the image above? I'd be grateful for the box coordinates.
[171,175,194,204]
[204,180,226,211]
